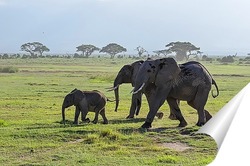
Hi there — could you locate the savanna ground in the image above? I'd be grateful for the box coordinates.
[0,57,249,166]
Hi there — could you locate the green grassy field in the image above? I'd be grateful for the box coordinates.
[0,58,249,165]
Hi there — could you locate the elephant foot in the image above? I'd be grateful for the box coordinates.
[196,121,205,126]
[73,121,79,125]
[205,110,212,121]
[141,121,152,129]
[92,120,97,124]
[83,118,90,123]
[103,120,108,124]
[168,113,177,120]
[178,121,188,127]
[156,112,164,119]
[126,115,134,119]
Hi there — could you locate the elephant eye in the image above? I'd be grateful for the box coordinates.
[147,69,151,73]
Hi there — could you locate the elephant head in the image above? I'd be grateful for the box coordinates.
[62,89,85,124]
[133,58,181,95]
[108,60,143,112]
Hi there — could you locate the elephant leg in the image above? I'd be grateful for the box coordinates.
[204,109,212,121]
[135,95,142,116]
[100,108,108,124]
[92,110,99,124]
[167,98,187,127]
[127,93,142,119]
[188,86,210,126]
[168,98,179,120]
[79,104,89,123]
[142,88,169,129]
[92,103,105,124]
[81,111,90,123]
[80,108,89,122]
[73,106,81,124]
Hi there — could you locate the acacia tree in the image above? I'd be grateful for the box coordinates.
[165,41,200,61]
[135,46,147,57]
[21,42,49,58]
[100,43,127,59]
[153,49,171,57]
[76,44,100,58]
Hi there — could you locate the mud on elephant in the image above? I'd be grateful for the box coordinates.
[132,58,219,129]
[62,89,109,125]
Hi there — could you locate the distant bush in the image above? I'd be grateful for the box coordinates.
[245,56,250,60]
[201,55,213,61]
[220,56,235,63]
[0,66,19,73]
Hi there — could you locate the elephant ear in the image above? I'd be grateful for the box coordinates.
[131,60,144,86]
[123,65,133,76]
[70,88,78,93]
[73,90,85,106]
[155,58,180,87]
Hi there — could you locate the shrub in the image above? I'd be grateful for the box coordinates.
[221,56,234,63]
[85,134,99,144]
[158,155,178,164]
[0,120,7,127]
[99,129,121,141]
[0,66,19,73]
[201,55,213,61]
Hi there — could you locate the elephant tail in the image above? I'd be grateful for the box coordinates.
[194,62,219,98]
[212,79,219,98]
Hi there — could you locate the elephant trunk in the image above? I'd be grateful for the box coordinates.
[114,86,120,112]
[113,75,122,112]
[62,106,66,125]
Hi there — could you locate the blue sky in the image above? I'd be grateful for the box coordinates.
[1,0,250,55]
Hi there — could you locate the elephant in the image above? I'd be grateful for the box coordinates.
[108,60,167,119]
[107,60,144,118]
[62,88,109,125]
[132,58,219,129]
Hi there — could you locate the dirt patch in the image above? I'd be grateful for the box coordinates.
[68,139,85,144]
[161,142,191,152]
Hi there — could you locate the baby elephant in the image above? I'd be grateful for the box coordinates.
[62,88,109,125]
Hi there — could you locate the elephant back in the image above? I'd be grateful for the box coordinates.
[83,90,107,106]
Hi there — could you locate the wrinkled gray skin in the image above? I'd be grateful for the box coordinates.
[62,89,108,125]
[133,58,219,129]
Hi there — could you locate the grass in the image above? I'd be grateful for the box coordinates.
[0,66,19,73]
[0,57,249,165]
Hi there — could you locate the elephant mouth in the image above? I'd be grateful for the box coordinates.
[132,83,145,94]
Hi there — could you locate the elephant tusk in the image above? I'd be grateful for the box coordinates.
[132,83,145,94]
[106,85,119,92]
[130,87,135,94]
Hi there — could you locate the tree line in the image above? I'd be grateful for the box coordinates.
[0,41,203,61]
[1,41,250,63]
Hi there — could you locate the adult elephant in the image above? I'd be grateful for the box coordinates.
[132,58,219,129]
[107,60,144,118]
[108,60,169,119]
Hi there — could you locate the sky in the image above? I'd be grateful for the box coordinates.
[1,0,250,55]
